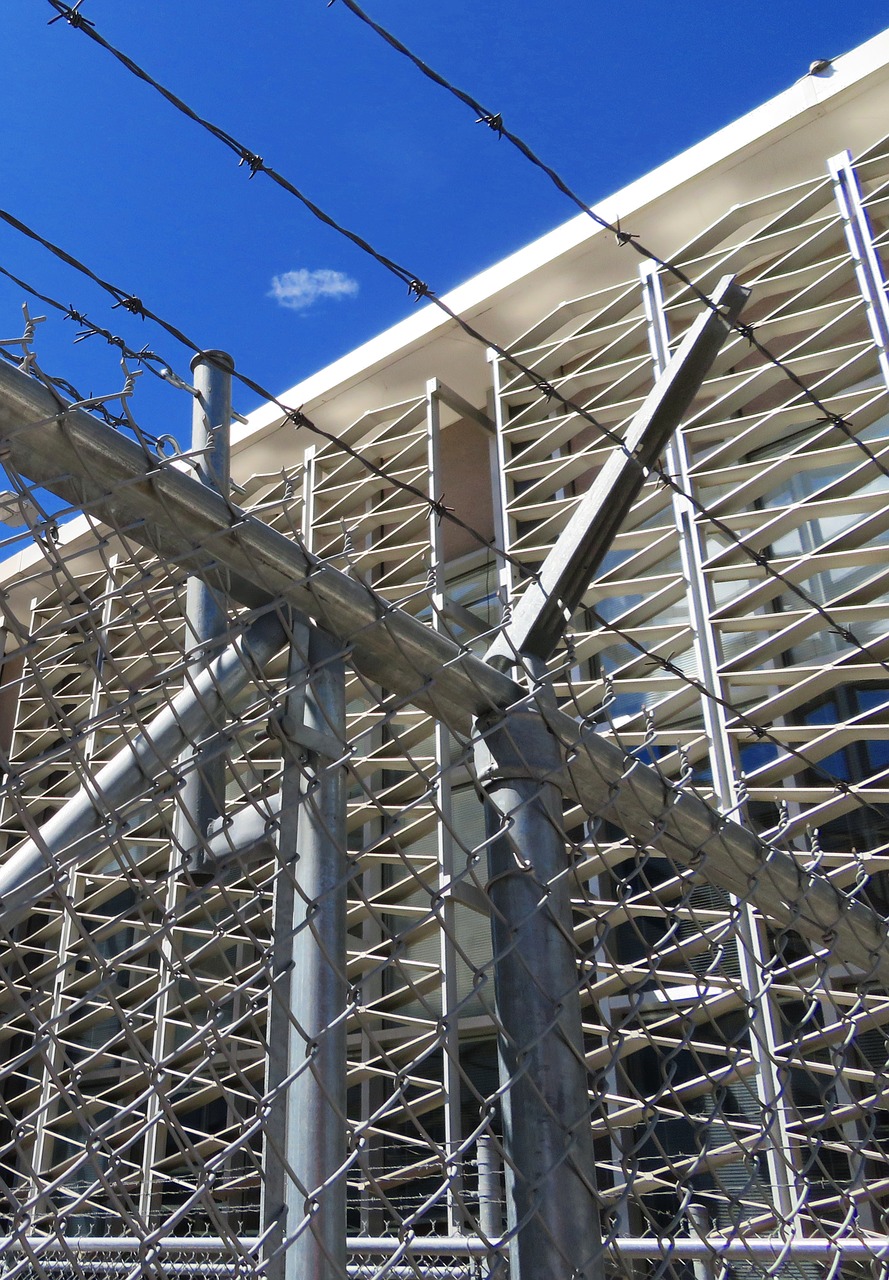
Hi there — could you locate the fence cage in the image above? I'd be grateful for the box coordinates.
[0,128,888,1280]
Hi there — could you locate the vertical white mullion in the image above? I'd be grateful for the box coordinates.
[640,264,804,1228]
[425,379,465,1232]
[486,350,517,612]
[302,446,317,555]
[815,987,879,1232]
[829,149,889,391]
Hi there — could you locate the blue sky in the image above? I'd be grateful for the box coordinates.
[1,1,888,438]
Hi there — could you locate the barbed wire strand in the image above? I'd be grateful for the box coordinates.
[39,0,889,501]
[3,5,886,838]
[32,4,889,681]
[5,180,889,721]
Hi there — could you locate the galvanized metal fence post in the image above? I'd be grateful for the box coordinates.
[174,350,233,874]
[266,623,348,1280]
[476,709,603,1280]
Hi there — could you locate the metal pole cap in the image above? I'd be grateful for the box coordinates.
[190,349,235,374]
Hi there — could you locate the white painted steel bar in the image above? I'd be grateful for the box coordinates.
[0,362,887,978]
[485,350,517,618]
[426,379,466,1231]
[641,265,804,1225]
[263,611,310,1280]
[29,558,119,1207]
[484,275,748,669]
[173,350,233,874]
[829,149,889,390]
[0,609,287,925]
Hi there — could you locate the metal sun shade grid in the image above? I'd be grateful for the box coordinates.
[488,137,889,1244]
[0,141,888,1280]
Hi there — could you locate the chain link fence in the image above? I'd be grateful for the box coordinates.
[0,128,887,1280]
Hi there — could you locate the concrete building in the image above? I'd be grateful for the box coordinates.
[1,24,889,1276]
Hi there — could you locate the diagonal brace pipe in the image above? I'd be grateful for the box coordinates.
[0,610,287,926]
[485,274,747,669]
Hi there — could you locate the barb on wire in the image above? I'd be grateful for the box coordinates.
[0,234,537,589]
[6,218,887,722]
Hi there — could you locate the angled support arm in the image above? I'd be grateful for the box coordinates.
[484,274,748,670]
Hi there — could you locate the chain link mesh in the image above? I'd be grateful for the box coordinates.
[0,128,887,1280]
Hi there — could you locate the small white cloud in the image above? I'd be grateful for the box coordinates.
[269,268,359,311]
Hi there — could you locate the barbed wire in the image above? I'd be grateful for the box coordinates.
[33,3,889,689]
[39,0,889,492]
[584,604,889,845]
[0,233,535,584]
[0,26,886,1255]
[0,350,885,1270]
[0,1,880,856]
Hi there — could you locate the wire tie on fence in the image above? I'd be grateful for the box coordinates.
[161,366,199,395]
[675,745,693,788]
[600,670,615,708]
[767,799,792,846]
[0,303,45,351]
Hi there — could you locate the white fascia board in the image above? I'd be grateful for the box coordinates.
[232,25,889,470]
